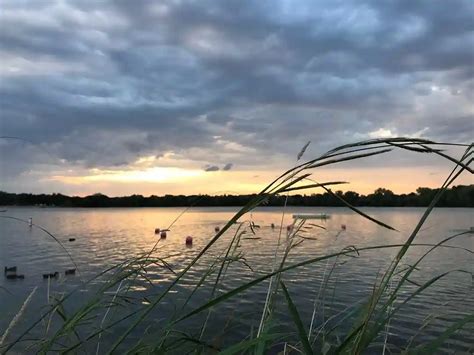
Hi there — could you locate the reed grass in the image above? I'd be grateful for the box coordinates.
[0,137,472,354]
[0,287,37,347]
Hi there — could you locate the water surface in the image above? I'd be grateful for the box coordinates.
[1,207,472,353]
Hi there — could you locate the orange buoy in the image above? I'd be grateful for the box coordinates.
[155,228,160,234]
[185,236,193,245]
[160,231,167,239]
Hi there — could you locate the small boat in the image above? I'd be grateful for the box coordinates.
[68,238,76,242]
[6,274,24,280]
[292,213,331,220]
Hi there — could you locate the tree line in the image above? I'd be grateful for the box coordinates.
[0,185,472,207]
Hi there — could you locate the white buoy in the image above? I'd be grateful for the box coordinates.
[28,218,32,227]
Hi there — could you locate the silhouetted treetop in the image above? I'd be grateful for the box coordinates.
[0,185,472,207]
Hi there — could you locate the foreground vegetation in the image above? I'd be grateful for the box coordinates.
[0,184,473,208]
[0,138,473,354]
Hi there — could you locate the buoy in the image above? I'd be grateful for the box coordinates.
[214,226,220,232]
[155,228,160,234]
[341,224,346,230]
[28,217,32,227]
[160,231,167,239]
[271,223,275,229]
[185,236,193,245]
[68,238,76,242]
[65,268,76,275]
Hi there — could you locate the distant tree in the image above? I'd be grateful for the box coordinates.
[0,185,472,207]
[343,191,360,205]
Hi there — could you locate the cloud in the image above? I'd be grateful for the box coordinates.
[0,0,472,193]
[369,128,395,139]
[222,163,233,171]
[203,163,233,172]
[204,165,220,172]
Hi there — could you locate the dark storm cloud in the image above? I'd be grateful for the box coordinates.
[203,163,233,172]
[0,0,472,188]
[204,165,219,172]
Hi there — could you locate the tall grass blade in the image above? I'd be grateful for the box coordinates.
[280,281,313,355]
[411,314,474,354]
[0,287,38,347]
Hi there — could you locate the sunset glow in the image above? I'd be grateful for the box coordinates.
[0,1,472,197]
[43,165,472,197]
[52,167,203,184]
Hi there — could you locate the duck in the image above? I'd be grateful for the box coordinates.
[43,272,59,279]
[4,266,17,274]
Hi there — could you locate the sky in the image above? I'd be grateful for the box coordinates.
[0,0,473,196]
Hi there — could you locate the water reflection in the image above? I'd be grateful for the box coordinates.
[0,207,472,352]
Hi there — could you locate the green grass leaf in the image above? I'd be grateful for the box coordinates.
[280,280,313,355]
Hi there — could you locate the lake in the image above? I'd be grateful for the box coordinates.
[1,206,473,353]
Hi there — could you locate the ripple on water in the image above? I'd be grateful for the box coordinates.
[0,207,472,352]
